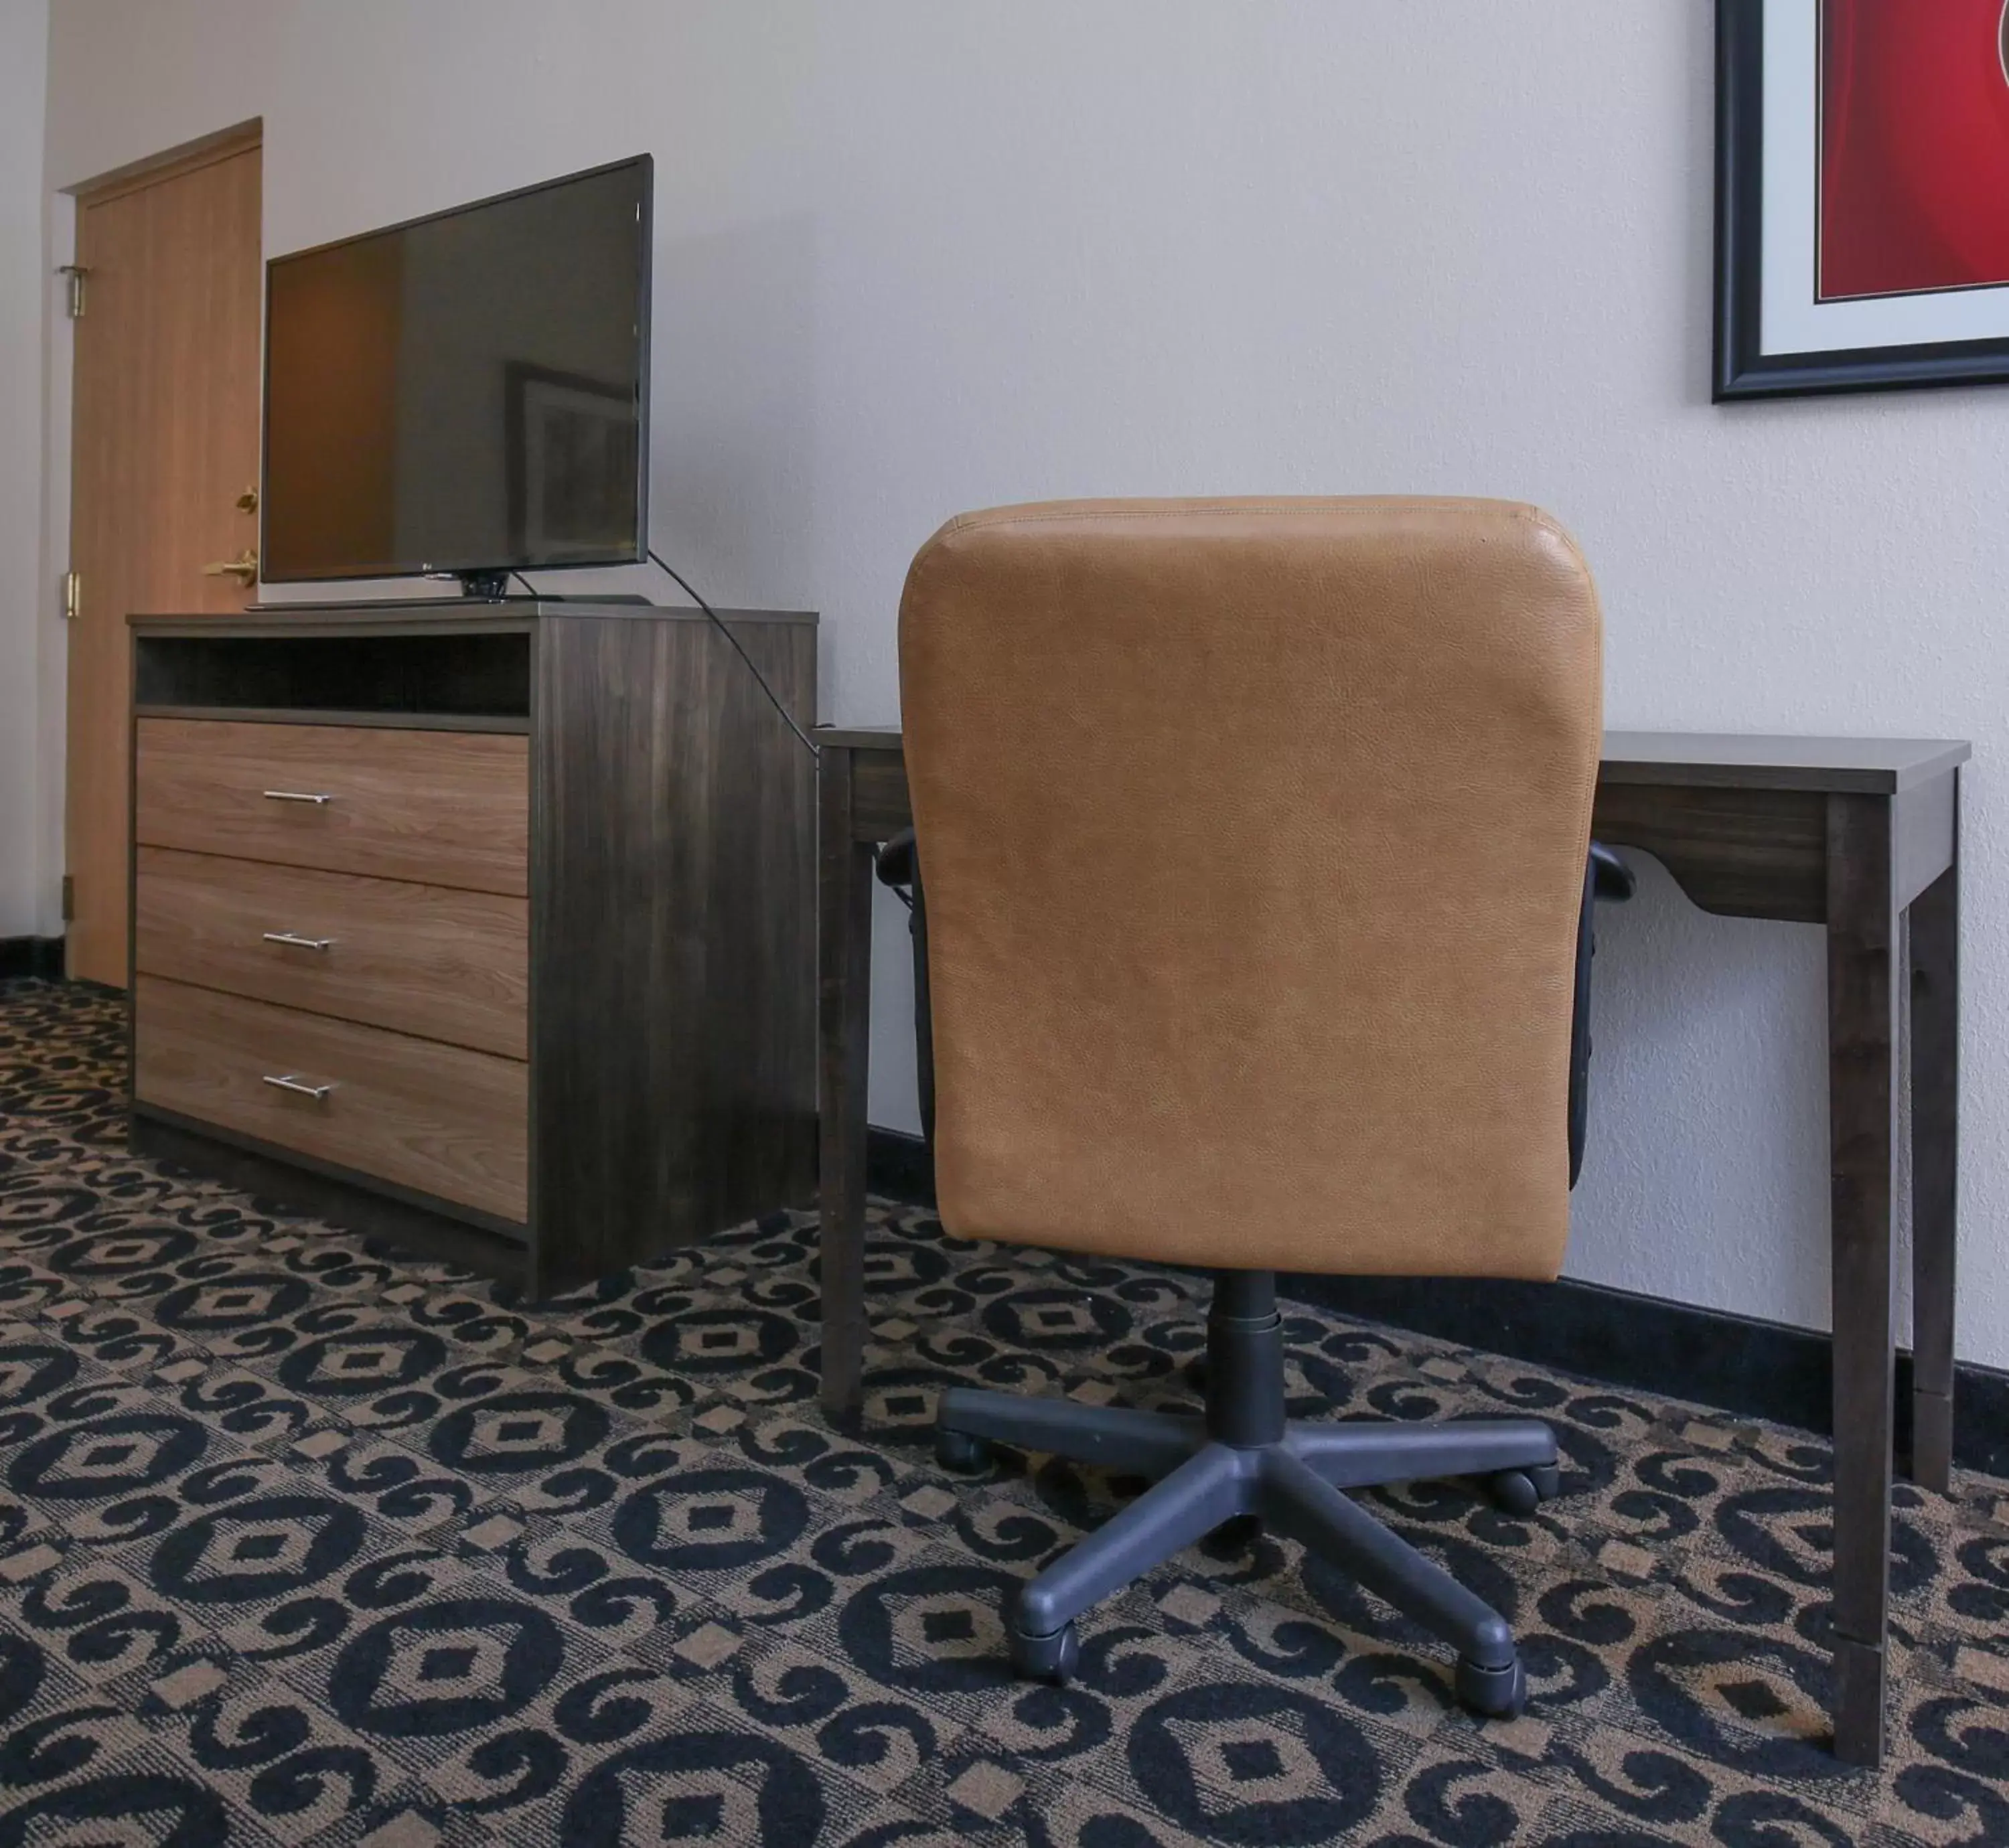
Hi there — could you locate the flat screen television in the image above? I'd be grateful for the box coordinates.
[262,155,651,591]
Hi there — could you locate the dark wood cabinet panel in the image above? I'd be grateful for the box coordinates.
[531,609,818,1289]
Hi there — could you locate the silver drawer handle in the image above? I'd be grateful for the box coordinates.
[261,1073,334,1101]
[261,931,336,951]
[262,789,333,805]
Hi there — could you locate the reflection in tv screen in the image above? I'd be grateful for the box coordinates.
[263,156,650,583]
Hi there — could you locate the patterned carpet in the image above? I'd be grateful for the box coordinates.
[0,982,2004,1845]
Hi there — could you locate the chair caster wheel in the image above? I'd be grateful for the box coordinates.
[1483,1464,1559,1515]
[935,1428,989,1472]
[1455,1652,1527,1719]
[1008,1620,1080,1685]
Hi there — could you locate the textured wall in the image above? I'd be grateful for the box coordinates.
[38,1,2006,1362]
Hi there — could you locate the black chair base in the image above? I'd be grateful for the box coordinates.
[934,1271,1559,1719]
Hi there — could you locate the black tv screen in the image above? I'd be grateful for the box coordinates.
[262,155,651,583]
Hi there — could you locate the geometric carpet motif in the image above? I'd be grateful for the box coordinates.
[0,979,2004,1845]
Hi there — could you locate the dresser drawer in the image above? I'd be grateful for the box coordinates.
[135,976,528,1222]
[135,848,528,1059]
[135,718,528,895]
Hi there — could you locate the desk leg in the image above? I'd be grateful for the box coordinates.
[1909,851,1959,1494]
[1826,791,1899,1767]
[818,748,874,1432]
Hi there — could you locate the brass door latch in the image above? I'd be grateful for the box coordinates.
[204,548,259,585]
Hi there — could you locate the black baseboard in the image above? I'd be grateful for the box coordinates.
[1284,1272,2009,1480]
[863,1126,2008,1478]
[868,1126,938,1209]
[0,937,64,981]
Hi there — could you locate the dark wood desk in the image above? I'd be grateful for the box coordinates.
[816,725,1967,1767]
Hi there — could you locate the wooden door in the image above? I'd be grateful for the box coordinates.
[66,131,262,988]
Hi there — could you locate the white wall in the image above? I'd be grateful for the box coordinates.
[0,0,50,939]
[36,0,2007,1367]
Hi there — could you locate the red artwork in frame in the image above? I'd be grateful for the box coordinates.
[1819,0,2009,301]
[1716,0,2009,398]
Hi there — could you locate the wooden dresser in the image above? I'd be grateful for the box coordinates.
[127,600,816,1294]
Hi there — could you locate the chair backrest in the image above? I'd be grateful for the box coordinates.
[898,498,1603,1280]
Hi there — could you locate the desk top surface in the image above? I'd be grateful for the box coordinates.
[1598,732,1967,793]
[815,725,1969,795]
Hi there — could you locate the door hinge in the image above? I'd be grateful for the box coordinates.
[56,264,88,319]
[60,876,74,923]
[61,570,79,622]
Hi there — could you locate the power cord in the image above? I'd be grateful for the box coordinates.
[647,548,819,759]
[508,557,818,760]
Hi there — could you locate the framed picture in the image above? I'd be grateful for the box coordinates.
[1716,0,2009,399]
[504,363,642,559]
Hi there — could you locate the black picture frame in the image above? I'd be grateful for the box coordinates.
[504,362,644,564]
[1714,0,2009,401]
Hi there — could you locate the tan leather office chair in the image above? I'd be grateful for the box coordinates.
[901,497,1604,1719]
